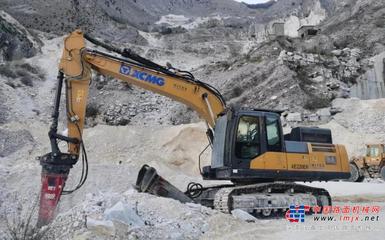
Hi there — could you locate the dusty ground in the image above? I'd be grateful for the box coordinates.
[1,115,385,239]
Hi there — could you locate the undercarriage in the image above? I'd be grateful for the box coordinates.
[135,165,331,217]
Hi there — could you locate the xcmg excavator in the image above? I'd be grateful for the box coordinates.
[37,30,350,226]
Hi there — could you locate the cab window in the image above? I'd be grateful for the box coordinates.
[367,146,380,157]
[266,116,282,152]
[235,116,260,159]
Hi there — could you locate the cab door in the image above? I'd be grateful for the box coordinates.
[232,115,263,169]
[262,115,286,170]
[232,112,286,171]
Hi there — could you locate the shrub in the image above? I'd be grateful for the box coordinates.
[86,102,99,118]
[0,65,17,78]
[374,18,385,28]
[304,95,331,110]
[3,195,51,240]
[15,69,29,77]
[229,86,243,98]
[20,76,33,87]
[18,63,39,75]
[5,81,16,88]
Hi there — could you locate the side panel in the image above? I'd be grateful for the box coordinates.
[286,153,310,171]
[308,144,347,173]
[250,152,287,170]
[248,144,350,175]
[336,144,350,173]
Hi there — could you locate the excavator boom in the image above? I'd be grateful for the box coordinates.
[37,30,226,225]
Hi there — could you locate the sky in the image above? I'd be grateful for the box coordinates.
[234,0,271,4]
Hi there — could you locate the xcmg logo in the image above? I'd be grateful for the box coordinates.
[120,64,165,87]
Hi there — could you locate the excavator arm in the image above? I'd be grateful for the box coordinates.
[37,30,226,226]
[63,30,226,153]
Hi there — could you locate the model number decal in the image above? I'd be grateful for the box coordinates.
[120,64,165,86]
[291,164,309,169]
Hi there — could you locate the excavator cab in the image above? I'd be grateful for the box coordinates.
[204,108,350,183]
[205,108,283,180]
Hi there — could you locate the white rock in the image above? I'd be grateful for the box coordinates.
[327,81,340,90]
[231,209,257,222]
[330,107,343,115]
[331,49,342,56]
[311,76,324,83]
[316,108,331,120]
[186,202,202,209]
[307,54,315,63]
[270,95,278,100]
[73,221,80,228]
[342,47,351,53]
[201,222,209,233]
[87,218,115,235]
[286,112,302,122]
[350,48,361,58]
[332,56,340,66]
[278,50,287,59]
[308,114,319,122]
[104,201,145,227]
[294,55,302,61]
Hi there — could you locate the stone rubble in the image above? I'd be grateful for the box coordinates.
[231,209,258,222]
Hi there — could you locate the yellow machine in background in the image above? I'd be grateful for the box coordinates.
[349,144,385,182]
[37,30,350,226]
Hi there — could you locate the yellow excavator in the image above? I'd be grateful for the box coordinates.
[37,30,350,226]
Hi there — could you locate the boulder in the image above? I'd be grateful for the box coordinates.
[294,55,302,61]
[104,201,145,227]
[86,218,115,236]
[231,209,257,222]
[350,48,361,58]
[327,81,340,90]
[331,49,342,56]
[342,48,351,56]
[316,108,331,120]
[311,76,324,83]
[330,107,343,115]
[286,112,302,122]
[308,114,319,122]
[0,11,39,61]
[306,54,315,63]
